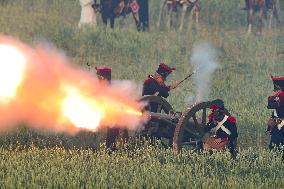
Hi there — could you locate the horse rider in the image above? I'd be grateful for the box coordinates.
[267,76,284,152]
[96,67,128,151]
[203,99,238,159]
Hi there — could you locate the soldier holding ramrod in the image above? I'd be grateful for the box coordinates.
[142,63,196,96]
[142,63,197,112]
[142,63,177,98]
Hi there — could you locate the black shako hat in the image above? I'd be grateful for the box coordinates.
[210,99,225,121]
[156,63,175,79]
[210,99,225,111]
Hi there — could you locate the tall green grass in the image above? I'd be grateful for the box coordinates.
[0,145,284,188]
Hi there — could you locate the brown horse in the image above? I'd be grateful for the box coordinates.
[246,0,280,34]
[157,0,200,31]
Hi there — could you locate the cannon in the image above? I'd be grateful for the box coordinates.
[138,95,231,152]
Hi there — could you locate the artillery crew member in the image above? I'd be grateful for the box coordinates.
[96,67,127,151]
[267,77,284,151]
[142,63,178,112]
[142,63,177,98]
[203,99,238,159]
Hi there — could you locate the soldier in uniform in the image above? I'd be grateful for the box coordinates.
[95,67,127,151]
[203,99,238,159]
[142,63,178,112]
[267,77,284,152]
[142,63,177,97]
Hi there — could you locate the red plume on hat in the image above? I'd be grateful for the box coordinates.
[95,67,111,81]
[156,63,175,78]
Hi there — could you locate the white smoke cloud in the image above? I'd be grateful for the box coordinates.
[190,42,220,102]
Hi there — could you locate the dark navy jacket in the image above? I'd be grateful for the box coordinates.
[267,92,284,118]
[267,92,284,148]
[142,75,170,98]
[204,114,238,141]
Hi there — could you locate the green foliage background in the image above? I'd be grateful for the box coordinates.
[0,0,283,188]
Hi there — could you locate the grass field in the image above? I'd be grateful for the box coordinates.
[0,0,284,188]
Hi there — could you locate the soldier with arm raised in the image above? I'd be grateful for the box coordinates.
[142,63,177,112]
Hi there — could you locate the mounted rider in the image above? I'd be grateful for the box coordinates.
[203,99,238,159]
[267,76,284,150]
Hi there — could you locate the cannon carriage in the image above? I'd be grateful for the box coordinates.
[138,95,231,151]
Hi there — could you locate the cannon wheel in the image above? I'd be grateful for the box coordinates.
[137,95,174,146]
[139,95,173,114]
[173,101,230,152]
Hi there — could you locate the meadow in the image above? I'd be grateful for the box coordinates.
[0,0,284,188]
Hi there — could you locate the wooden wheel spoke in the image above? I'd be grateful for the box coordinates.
[192,114,199,127]
[184,125,201,137]
[182,119,201,137]
[183,126,192,133]
[157,104,162,113]
[201,108,207,125]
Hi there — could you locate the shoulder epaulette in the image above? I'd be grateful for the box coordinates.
[208,113,214,120]
[227,116,236,123]
[144,76,154,84]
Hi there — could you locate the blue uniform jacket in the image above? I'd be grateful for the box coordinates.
[267,93,284,118]
[204,114,238,141]
[142,75,170,98]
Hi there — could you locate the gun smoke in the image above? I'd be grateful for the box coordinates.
[190,42,220,102]
[0,35,145,134]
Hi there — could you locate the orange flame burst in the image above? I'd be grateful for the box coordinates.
[0,44,27,102]
[0,35,145,133]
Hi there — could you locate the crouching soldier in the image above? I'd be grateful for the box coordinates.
[267,77,284,152]
[203,99,238,159]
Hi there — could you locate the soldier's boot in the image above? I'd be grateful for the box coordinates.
[229,139,238,160]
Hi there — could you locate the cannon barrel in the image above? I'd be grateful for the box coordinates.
[143,112,178,129]
[144,112,173,121]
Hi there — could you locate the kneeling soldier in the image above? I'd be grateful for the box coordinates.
[267,76,284,151]
[203,99,238,159]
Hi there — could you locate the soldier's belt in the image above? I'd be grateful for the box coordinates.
[278,119,284,130]
[271,117,283,122]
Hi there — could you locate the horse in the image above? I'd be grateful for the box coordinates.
[245,0,280,34]
[157,0,200,31]
[94,0,149,31]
